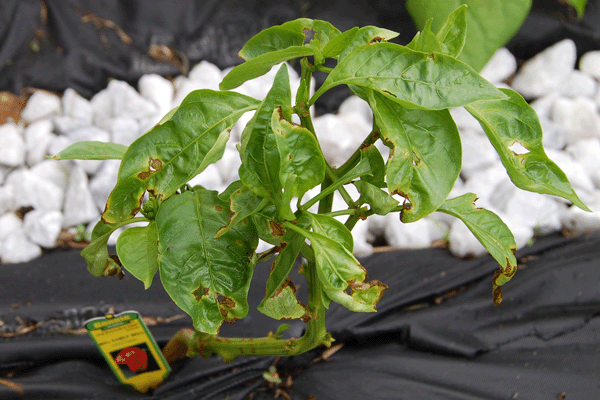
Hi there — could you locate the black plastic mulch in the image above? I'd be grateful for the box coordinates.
[1,231,599,399]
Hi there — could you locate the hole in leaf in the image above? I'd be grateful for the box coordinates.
[302,28,315,44]
[508,141,530,155]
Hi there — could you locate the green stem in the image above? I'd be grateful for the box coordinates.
[163,247,330,364]
[336,128,379,178]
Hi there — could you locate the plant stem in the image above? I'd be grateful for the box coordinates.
[162,254,330,364]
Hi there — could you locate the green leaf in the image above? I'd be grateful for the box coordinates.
[312,42,506,110]
[354,180,399,215]
[436,4,467,58]
[565,0,588,18]
[102,90,260,224]
[322,27,359,59]
[82,219,143,277]
[116,222,159,289]
[305,212,354,252]
[238,19,340,61]
[466,88,590,211]
[238,64,291,200]
[406,19,442,54]
[238,20,308,60]
[368,90,462,222]
[258,280,307,320]
[252,203,286,246]
[338,26,399,61]
[295,226,386,312]
[407,0,531,71]
[271,107,326,200]
[359,143,386,188]
[215,185,268,238]
[49,141,127,160]
[220,47,314,90]
[156,189,258,334]
[263,234,304,300]
[437,193,518,305]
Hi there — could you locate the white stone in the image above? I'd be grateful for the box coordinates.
[551,96,600,144]
[47,136,73,166]
[530,92,559,120]
[545,148,597,205]
[103,117,140,146]
[578,50,600,80]
[0,165,9,185]
[540,118,565,150]
[511,39,577,99]
[24,119,54,166]
[480,47,517,84]
[24,209,63,248]
[0,212,22,242]
[565,138,600,189]
[337,109,373,153]
[490,179,565,234]
[450,107,483,132]
[188,61,222,87]
[138,74,174,119]
[90,89,113,125]
[384,215,436,249]
[448,218,487,258]
[62,88,93,122]
[561,201,600,235]
[338,95,373,125]
[1,227,42,264]
[0,184,16,215]
[30,159,69,191]
[108,80,157,120]
[351,218,373,255]
[313,114,348,167]
[230,111,255,143]
[502,211,535,250]
[20,91,62,123]
[559,70,597,98]
[0,123,26,167]
[187,163,222,188]
[89,159,120,211]
[63,123,110,143]
[459,128,500,180]
[172,61,224,106]
[62,164,100,228]
[461,165,510,206]
[5,168,64,211]
[214,145,241,185]
[52,116,90,136]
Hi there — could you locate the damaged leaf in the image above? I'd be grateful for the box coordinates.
[437,193,517,305]
[369,90,461,222]
[466,88,590,211]
[156,189,258,334]
[102,90,260,224]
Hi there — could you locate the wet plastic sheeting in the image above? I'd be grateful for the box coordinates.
[1,232,599,399]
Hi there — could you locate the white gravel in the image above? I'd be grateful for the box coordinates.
[1,41,600,263]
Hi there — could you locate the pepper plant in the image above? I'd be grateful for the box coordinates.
[53,6,589,364]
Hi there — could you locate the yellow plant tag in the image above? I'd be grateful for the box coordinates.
[85,310,170,393]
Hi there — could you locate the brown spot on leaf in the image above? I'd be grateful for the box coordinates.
[192,286,208,302]
[137,171,151,180]
[427,53,435,60]
[269,220,285,237]
[370,36,383,44]
[220,308,229,318]
[218,296,236,309]
[150,158,163,171]
[215,205,223,213]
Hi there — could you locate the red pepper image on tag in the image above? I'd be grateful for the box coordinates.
[115,347,148,373]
